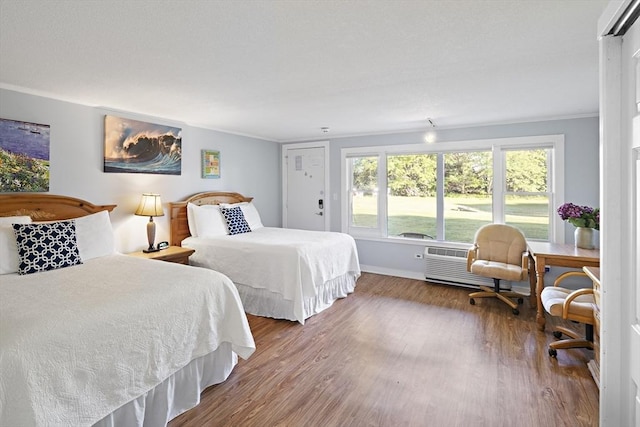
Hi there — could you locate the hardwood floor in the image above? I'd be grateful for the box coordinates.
[170,273,599,427]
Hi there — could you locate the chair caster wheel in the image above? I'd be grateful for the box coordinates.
[517,298,524,305]
[512,308,519,315]
[470,298,475,305]
[549,348,557,358]
[553,331,563,339]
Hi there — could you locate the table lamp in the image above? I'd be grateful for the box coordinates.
[135,193,164,253]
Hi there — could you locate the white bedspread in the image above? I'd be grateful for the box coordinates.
[0,254,255,427]
[183,227,361,323]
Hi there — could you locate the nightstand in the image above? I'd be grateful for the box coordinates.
[128,246,195,265]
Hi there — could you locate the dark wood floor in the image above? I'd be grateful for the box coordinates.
[170,273,599,427]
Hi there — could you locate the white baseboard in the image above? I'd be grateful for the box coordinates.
[359,264,531,296]
[360,264,425,281]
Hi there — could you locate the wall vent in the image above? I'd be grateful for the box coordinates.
[424,243,498,289]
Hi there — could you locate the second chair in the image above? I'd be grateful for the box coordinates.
[541,271,595,357]
[466,223,529,315]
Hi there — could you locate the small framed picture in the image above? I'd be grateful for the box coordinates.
[201,149,220,179]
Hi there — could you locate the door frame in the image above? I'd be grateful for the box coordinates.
[282,141,330,230]
[597,1,639,425]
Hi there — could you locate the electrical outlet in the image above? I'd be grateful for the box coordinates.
[414,253,423,259]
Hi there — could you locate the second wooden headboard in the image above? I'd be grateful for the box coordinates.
[169,191,253,246]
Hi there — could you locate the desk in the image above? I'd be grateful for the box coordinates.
[584,266,601,388]
[527,242,600,331]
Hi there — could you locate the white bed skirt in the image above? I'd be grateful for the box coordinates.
[94,342,237,427]
[235,272,358,324]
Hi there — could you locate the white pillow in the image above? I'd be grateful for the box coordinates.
[0,215,33,275]
[74,210,116,261]
[190,203,229,237]
[242,202,264,230]
[186,202,199,237]
[220,202,263,230]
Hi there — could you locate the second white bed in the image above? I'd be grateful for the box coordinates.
[183,227,361,324]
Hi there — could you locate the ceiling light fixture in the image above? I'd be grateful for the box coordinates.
[424,118,437,143]
[424,131,437,144]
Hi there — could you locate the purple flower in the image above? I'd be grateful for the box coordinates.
[557,202,599,230]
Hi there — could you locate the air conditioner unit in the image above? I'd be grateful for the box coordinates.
[424,242,496,288]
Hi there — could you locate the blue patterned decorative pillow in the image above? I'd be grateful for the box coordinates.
[220,206,251,235]
[13,221,82,275]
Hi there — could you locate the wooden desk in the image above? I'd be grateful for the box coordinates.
[527,242,599,331]
[583,266,601,388]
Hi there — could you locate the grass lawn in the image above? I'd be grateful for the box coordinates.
[352,195,549,243]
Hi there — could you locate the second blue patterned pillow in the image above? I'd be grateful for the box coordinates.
[220,206,251,235]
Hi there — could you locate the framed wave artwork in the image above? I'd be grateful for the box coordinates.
[104,115,182,175]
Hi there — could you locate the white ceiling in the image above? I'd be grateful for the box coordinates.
[0,0,608,142]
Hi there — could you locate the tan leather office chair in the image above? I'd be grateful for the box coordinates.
[541,271,595,357]
[466,224,528,315]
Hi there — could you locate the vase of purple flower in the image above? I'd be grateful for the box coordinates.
[557,202,599,249]
[574,227,594,249]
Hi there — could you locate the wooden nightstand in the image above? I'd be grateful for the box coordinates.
[128,246,195,265]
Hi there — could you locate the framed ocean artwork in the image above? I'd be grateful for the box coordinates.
[0,118,50,192]
[104,115,182,175]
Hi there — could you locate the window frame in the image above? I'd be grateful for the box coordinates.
[341,134,565,244]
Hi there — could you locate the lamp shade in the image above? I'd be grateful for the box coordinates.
[135,193,164,217]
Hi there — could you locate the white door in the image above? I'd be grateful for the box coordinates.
[283,143,329,231]
[598,1,639,425]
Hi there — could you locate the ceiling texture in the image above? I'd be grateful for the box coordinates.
[0,0,609,142]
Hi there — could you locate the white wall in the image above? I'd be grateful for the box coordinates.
[0,88,281,253]
[285,116,600,284]
[2,86,600,283]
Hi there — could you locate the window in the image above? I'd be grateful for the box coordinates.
[387,154,437,239]
[342,135,564,244]
[348,155,379,231]
[443,151,493,242]
[503,148,551,240]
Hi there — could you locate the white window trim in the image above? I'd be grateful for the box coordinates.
[341,134,565,244]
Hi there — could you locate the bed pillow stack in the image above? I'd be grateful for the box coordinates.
[0,210,116,275]
[187,201,264,238]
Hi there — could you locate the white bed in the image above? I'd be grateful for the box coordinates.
[0,194,255,427]
[170,192,361,324]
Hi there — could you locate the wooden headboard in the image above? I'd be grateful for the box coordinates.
[0,194,116,221]
[169,191,253,246]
